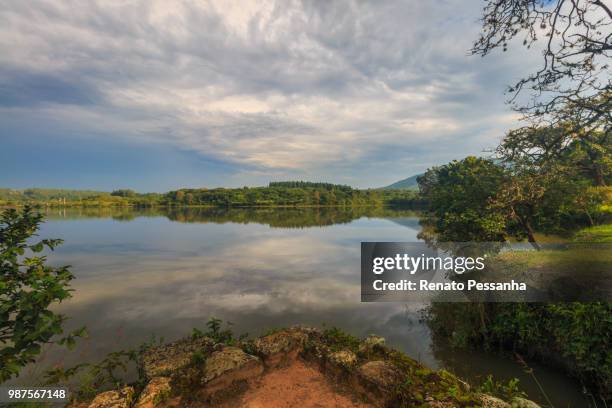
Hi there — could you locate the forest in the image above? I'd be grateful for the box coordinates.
[0,182,420,208]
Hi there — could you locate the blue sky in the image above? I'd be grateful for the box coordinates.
[0,1,540,191]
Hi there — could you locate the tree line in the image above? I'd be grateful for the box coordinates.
[0,183,420,208]
[165,182,419,207]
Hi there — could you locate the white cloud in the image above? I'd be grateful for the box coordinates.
[0,0,541,187]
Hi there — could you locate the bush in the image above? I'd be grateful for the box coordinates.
[0,206,85,382]
[427,302,612,399]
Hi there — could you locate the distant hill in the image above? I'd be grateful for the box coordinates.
[382,174,421,190]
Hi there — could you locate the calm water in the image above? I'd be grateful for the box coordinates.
[17,207,590,406]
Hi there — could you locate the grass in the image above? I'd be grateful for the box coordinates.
[573,224,612,243]
[486,223,612,284]
[482,245,611,301]
[492,247,611,272]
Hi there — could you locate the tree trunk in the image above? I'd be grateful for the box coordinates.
[585,209,594,227]
[516,211,541,250]
[593,166,606,187]
[524,220,541,251]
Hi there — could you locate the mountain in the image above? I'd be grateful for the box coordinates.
[381,174,421,190]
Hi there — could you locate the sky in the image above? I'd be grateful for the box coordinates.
[0,0,541,192]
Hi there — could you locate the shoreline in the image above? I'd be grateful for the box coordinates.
[60,326,542,408]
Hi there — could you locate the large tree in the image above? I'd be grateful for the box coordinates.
[472,0,611,133]
[488,160,589,248]
[418,155,597,248]
[497,122,611,186]
[417,157,509,242]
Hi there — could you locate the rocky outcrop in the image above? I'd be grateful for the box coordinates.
[328,350,357,368]
[203,346,264,397]
[141,336,214,378]
[511,397,542,408]
[479,393,512,408]
[253,327,308,367]
[352,360,405,406]
[358,335,385,354]
[87,387,134,408]
[134,377,171,408]
[80,326,543,408]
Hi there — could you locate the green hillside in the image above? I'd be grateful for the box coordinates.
[382,174,421,190]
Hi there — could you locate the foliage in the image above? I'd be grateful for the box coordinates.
[191,317,246,345]
[321,327,360,353]
[268,181,351,190]
[44,336,160,401]
[0,188,164,208]
[497,125,611,187]
[110,189,137,198]
[427,302,612,399]
[310,326,481,406]
[0,183,419,209]
[573,223,612,243]
[417,156,509,241]
[489,124,610,244]
[472,0,611,134]
[476,375,527,401]
[0,206,86,382]
[419,127,610,246]
[0,188,106,203]
[165,182,417,208]
[489,161,587,247]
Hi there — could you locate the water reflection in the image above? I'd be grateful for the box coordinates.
[17,207,589,405]
[40,206,422,228]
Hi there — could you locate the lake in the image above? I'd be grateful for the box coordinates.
[15,207,589,405]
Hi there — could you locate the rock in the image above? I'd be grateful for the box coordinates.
[134,377,172,408]
[357,360,402,387]
[511,397,542,408]
[141,336,215,378]
[66,403,88,408]
[427,402,458,408]
[88,387,134,408]
[358,335,385,354]
[365,334,386,347]
[203,346,264,397]
[352,360,404,405]
[253,328,308,367]
[328,350,357,368]
[480,393,512,408]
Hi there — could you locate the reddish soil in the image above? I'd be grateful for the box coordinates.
[216,359,373,408]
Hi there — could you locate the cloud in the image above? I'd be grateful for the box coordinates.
[0,0,539,188]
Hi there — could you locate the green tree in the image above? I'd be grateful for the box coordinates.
[497,123,611,187]
[489,165,549,249]
[110,189,137,198]
[418,157,508,241]
[0,207,85,382]
[420,155,597,248]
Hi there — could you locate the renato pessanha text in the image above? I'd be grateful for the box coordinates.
[372,280,527,291]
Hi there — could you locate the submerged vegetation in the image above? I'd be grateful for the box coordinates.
[427,302,612,401]
[475,375,526,402]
